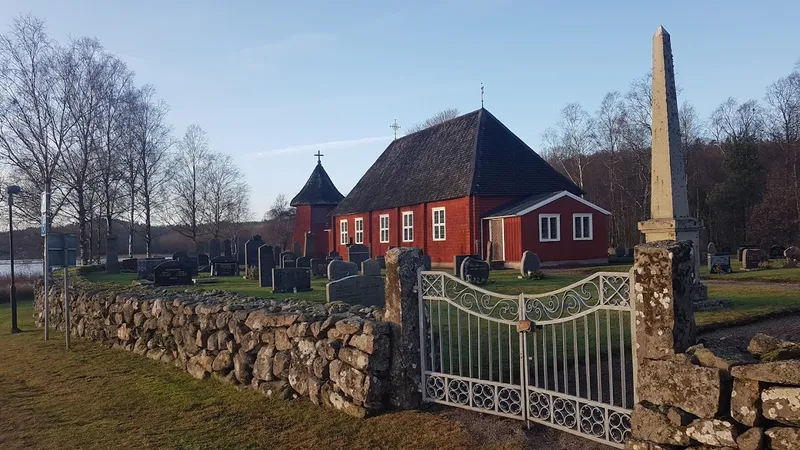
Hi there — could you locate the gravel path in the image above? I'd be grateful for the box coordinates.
[699,312,800,349]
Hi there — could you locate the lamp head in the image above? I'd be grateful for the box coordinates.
[6,185,21,195]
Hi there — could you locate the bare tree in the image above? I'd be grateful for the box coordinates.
[709,97,764,146]
[263,194,295,250]
[405,108,460,134]
[166,124,211,248]
[541,103,596,188]
[765,70,800,225]
[202,152,250,239]
[594,92,627,245]
[131,85,171,257]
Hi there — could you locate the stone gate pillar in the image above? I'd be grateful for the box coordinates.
[384,247,425,409]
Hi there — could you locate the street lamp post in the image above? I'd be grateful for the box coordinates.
[7,185,21,333]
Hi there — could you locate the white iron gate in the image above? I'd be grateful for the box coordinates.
[418,270,635,448]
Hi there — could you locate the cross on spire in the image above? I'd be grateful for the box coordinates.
[481,82,484,108]
[390,119,401,140]
[314,151,324,164]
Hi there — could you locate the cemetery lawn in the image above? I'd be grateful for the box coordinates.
[0,301,521,450]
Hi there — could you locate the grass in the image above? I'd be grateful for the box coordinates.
[697,284,800,328]
[0,272,37,303]
[0,301,524,450]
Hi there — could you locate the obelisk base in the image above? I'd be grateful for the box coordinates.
[638,217,707,301]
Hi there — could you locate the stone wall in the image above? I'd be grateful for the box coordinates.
[628,241,800,450]
[35,279,392,418]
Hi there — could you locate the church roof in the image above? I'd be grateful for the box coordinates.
[330,108,582,216]
[290,162,344,207]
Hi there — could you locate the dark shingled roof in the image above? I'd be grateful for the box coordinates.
[331,108,582,216]
[290,162,344,207]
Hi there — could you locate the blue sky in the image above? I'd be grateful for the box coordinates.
[2,0,799,217]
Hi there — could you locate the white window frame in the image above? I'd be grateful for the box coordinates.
[432,207,446,241]
[339,219,348,245]
[354,217,364,244]
[539,214,561,242]
[379,214,390,243]
[573,213,593,241]
[402,211,414,242]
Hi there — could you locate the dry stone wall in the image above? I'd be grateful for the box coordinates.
[35,279,391,418]
[628,241,800,450]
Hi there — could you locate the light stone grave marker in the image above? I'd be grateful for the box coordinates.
[328,259,359,281]
[361,258,381,277]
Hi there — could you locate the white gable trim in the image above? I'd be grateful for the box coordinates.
[483,191,611,219]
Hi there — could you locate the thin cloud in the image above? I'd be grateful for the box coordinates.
[236,33,332,61]
[255,135,391,158]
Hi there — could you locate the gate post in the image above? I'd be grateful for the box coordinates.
[384,247,426,409]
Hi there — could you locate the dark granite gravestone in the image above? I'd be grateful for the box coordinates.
[296,256,310,268]
[280,252,296,268]
[153,260,193,286]
[172,251,188,260]
[423,255,432,271]
[460,257,490,285]
[293,242,302,257]
[196,241,208,255]
[708,254,732,274]
[770,245,787,260]
[197,253,210,272]
[106,235,120,274]
[361,258,381,277]
[209,239,221,259]
[210,256,239,276]
[244,235,265,268]
[304,232,315,258]
[626,248,634,258]
[742,248,768,270]
[310,258,329,277]
[615,247,626,258]
[520,251,541,277]
[326,275,385,307]
[258,245,275,288]
[454,254,480,277]
[121,258,138,273]
[236,237,247,265]
[137,258,165,279]
[272,267,312,293]
[178,256,199,276]
[329,251,339,259]
[273,247,281,265]
[721,246,732,255]
[348,244,370,269]
[223,239,233,259]
[376,255,385,269]
[328,259,359,281]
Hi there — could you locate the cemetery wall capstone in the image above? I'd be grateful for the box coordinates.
[34,279,392,418]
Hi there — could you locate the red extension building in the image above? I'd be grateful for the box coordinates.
[324,108,610,268]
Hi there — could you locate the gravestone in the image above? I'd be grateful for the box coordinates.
[153,260,193,286]
[106,235,120,274]
[460,257,489,285]
[172,251,188,260]
[210,256,239,276]
[273,247,281,265]
[454,254,480,277]
[326,275,385,307]
[520,251,541,277]
[197,253,210,272]
[422,255,432,270]
[376,256,386,269]
[348,244,370,269]
[708,253,732,274]
[280,252,296,269]
[236,237,247,265]
[310,258,329,277]
[742,248,768,270]
[272,267,312,293]
[304,232,315,257]
[244,235,265,268]
[292,241,301,257]
[770,244,787,260]
[295,256,310,268]
[178,256,199,276]
[196,241,208,255]
[786,246,800,263]
[137,258,165,279]
[258,245,275,288]
[329,251,340,258]
[707,242,717,255]
[121,258,138,273]
[607,247,616,257]
[328,259,359,281]
[223,239,232,259]
[361,258,381,277]
[209,239,221,259]
[615,247,626,258]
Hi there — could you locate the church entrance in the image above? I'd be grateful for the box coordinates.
[489,218,504,261]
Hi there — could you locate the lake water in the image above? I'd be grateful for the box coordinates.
[0,260,44,276]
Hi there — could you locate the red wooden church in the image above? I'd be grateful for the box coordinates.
[324,108,610,268]
[290,157,344,259]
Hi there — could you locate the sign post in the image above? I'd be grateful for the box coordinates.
[47,233,77,348]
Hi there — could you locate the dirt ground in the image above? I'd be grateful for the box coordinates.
[435,312,800,449]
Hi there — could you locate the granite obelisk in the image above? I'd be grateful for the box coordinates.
[638,26,707,300]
